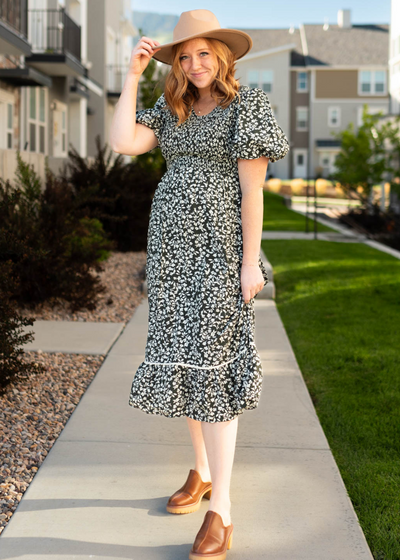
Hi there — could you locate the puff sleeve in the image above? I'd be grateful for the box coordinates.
[135,93,166,146]
[229,87,290,162]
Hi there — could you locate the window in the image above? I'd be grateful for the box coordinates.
[248,70,258,89]
[374,71,385,93]
[28,87,47,154]
[328,107,340,127]
[318,151,339,176]
[7,103,13,148]
[358,70,386,95]
[247,69,273,92]
[297,72,308,92]
[357,105,387,127]
[52,101,67,157]
[0,93,14,149]
[296,107,308,130]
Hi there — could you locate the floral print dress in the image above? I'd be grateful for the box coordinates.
[128,84,290,423]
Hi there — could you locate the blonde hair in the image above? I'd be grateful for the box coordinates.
[163,38,241,126]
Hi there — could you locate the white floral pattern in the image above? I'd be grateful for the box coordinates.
[128,85,290,423]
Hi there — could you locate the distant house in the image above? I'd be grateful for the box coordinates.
[0,0,136,183]
[236,9,390,181]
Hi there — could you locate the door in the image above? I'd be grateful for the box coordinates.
[293,149,308,178]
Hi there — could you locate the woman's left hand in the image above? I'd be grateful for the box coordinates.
[241,263,265,304]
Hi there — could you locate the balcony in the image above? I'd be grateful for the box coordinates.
[25,8,84,77]
[0,0,31,56]
[106,65,129,101]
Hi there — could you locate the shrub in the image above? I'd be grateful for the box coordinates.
[0,153,114,312]
[0,259,46,395]
[63,135,166,252]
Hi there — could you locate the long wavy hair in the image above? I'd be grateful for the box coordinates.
[163,37,242,126]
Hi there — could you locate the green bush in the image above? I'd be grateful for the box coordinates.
[0,259,46,395]
[63,135,166,252]
[0,153,114,312]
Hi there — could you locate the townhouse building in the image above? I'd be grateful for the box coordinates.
[0,0,135,182]
[87,0,136,159]
[1,6,394,185]
[236,9,390,180]
[389,0,400,114]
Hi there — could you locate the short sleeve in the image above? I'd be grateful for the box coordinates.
[230,87,290,163]
[135,93,166,145]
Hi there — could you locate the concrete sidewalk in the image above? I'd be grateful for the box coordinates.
[0,299,373,559]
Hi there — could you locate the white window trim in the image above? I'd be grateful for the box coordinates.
[296,106,308,131]
[328,106,341,127]
[27,87,48,155]
[0,90,15,150]
[6,102,13,149]
[296,71,309,93]
[247,69,274,93]
[357,105,387,127]
[358,69,387,96]
[52,100,68,157]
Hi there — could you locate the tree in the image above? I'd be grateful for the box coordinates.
[329,105,400,213]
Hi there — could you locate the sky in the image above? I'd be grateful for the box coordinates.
[130,0,392,29]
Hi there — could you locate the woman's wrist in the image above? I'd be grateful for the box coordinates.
[125,70,141,84]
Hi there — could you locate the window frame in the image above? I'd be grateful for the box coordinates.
[247,69,274,93]
[0,90,15,150]
[328,106,341,127]
[27,87,48,155]
[296,106,308,131]
[6,102,13,149]
[357,105,387,127]
[358,69,387,96]
[296,71,308,93]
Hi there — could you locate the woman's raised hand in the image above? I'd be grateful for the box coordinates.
[129,36,162,76]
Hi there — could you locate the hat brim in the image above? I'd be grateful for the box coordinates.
[152,29,253,65]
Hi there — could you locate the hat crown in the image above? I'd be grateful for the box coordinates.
[173,9,222,42]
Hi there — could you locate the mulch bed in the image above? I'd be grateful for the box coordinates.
[0,251,146,536]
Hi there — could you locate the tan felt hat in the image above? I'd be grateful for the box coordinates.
[152,9,253,65]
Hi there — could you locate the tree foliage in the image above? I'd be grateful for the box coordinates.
[329,106,400,211]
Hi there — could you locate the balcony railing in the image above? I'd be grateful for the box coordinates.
[106,65,129,94]
[28,8,81,62]
[0,0,27,37]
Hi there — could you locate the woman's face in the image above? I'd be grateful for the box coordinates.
[179,38,218,89]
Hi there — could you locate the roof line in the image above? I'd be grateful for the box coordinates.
[239,43,297,62]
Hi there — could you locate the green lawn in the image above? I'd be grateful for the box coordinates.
[263,191,336,232]
[261,239,400,560]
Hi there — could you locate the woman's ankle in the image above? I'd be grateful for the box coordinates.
[195,466,212,483]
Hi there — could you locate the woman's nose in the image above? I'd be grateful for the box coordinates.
[191,57,202,70]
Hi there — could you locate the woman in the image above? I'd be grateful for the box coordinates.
[110,9,290,560]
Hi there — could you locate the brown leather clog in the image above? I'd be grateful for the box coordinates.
[189,510,233,560]
[166,469,212,514]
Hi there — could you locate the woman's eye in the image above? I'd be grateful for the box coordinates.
[180,52,208,60]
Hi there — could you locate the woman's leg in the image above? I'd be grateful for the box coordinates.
[186,417,212,483]
[201,416,239,527]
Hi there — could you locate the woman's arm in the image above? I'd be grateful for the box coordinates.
[238,156,270,303]
[110,36,161,156]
